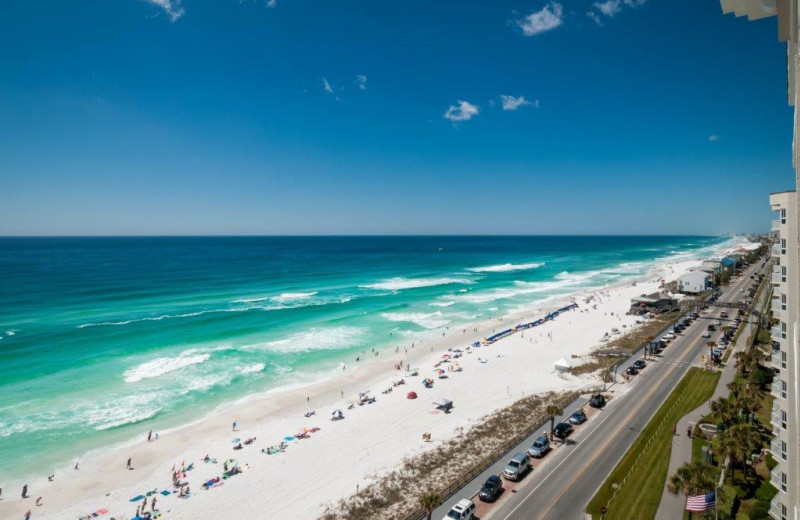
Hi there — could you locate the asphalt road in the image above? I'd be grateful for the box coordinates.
[430,262,764,520]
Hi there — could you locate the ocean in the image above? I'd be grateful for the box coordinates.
[0,235,738,481]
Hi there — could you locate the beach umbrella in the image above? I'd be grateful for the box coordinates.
[231,437,241,443]
[284,436,295,441]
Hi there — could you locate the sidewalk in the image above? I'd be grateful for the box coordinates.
[655,278,765,520]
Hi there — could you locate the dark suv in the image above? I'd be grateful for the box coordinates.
[479,475,503,502]
[589,394,606,408]
[554,422,573,439]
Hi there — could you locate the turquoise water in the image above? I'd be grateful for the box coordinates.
[0,235,735,480]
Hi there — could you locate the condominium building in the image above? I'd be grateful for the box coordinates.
[769,191,798,520]
[719,2,800,519]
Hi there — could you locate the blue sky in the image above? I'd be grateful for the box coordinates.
[0,0,794,235]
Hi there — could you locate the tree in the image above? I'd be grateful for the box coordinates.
[418,491,440,520]
[668,460,717,519]
[715,424,760,483]
[710,397,736,427]
[546,403,563,440]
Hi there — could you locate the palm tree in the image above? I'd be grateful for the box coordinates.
[715,423,760,483]
[545,403,563,440]
[710,397,735,427]
[667,460,717,519]
[418,491,440,520]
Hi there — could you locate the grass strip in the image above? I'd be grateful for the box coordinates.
[586,367,721,520]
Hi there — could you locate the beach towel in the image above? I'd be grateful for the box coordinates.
[159,490,171,496]
[129,495,145,502]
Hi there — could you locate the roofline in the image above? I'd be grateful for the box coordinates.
[770,190,797,195]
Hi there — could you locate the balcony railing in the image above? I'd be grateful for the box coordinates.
[772,326,784,339]
[773,272,782,285]
[769,495,783,520]
[772,219,781,231]
[772,382,782,398]
[771,465,782,488]
[772,350,782,369]
[771,407,782,427]
[772,245,781,257]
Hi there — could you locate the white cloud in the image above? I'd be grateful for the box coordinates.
[142,0,184,22]
[586,11,603,25]
[266,0,277,7]
[517,2,564,37]
[322,77,340,101]
[709,134,719,142]
[499,95,533,111]
[623,0,647,6]
[356,74,367,90]
[594,0,622,17]
[443,100,480,122]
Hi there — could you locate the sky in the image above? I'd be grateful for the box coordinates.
[0,0,795,235]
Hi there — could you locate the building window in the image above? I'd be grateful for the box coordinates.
[782,471,787,492]
[781,208,787,224]
[781,321,787,339]
[781,292,787,308]
[781,440,787,461]
[782,351,787,369]
[782,503,788,520]
[782,410,787,429]
[781,380,787,399]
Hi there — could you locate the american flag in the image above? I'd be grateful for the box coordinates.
[686,492,716,512]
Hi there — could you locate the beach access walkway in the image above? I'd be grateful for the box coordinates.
[655,280,767,520]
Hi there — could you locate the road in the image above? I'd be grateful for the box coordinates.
[431,261,765,520]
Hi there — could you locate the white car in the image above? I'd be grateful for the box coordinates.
[714,320,722,326]
[664,333,676,340]
[702,331,711,338]
[443,499,476,520]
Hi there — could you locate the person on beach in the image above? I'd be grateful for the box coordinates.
[127,458,132,470]
[74,462,79,470]
[136,506,141,517]
[152,496,157,511]
[142,496,147,510]
[232,421,237,431]
[47,475,53,482]
[25,511,31,520]
[35,497,42,507]
[22,484,28,498]
[147,430,152,442]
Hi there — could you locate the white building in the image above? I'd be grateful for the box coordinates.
[676,271,710,294]
[769,190,798,520]
[720,3,800,519]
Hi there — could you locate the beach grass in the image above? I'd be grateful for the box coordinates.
[585,367,721,520]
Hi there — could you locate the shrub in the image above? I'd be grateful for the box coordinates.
[717,484,738,520]
[750,499,771,519]
[755,481,779,502]
[765,452,778,471]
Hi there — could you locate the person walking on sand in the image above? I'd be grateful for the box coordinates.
[232,421,237,431]
[142,496,147,511]
[127,458,132,470]
[151,496,157,511]
[35,497,42,507]
[25,511,31,520]
[22,484,28,499]
[147,430,152,442]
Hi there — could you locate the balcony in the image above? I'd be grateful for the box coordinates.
[772,326,783,339]
[770,495,782,520]
[771,465,782,489]
[772,272,782,285]
[772,219,781,231]
[772,350,783,369]
[772,381,782,398]
[771,406,782,427]
[772,244,781,257]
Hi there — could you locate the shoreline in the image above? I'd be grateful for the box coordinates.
[0,242,754,520]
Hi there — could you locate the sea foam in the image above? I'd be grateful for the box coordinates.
[123,351,211,383]
[467,262,544,273]
[360,277,472,291]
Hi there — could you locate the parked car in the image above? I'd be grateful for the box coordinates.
[589,394,606,408]
[527,435,551,458]
[720,311,728,318]
[443,499,476,520]
[707,324,716,332]
[701,331,711,338]
[626,365,638,376]
[503,453,530,481]
[714,320,722,326]
[633,359,646,370]
[478,475,503,502]
[568,410,587,425]
[664,332,676,340]
[553,422,574,439]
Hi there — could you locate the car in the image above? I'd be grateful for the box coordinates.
[720,311,728,318]
[443,499,476,520]
[626,365,638,376]
[553,422,574,439]
[568,410,587,425]
[503,453,530,481]
[707,324,716,332]
[589,393,606,408]
[633,359,646,370]
[664,332,676,340]
[527,435,551,458]
[701,331,711,338]
[478,475,503,502]
[714,320,722,326]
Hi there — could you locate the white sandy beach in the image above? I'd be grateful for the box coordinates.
[1,253,743,520]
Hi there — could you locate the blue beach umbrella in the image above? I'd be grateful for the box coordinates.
[284,436,295,441]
